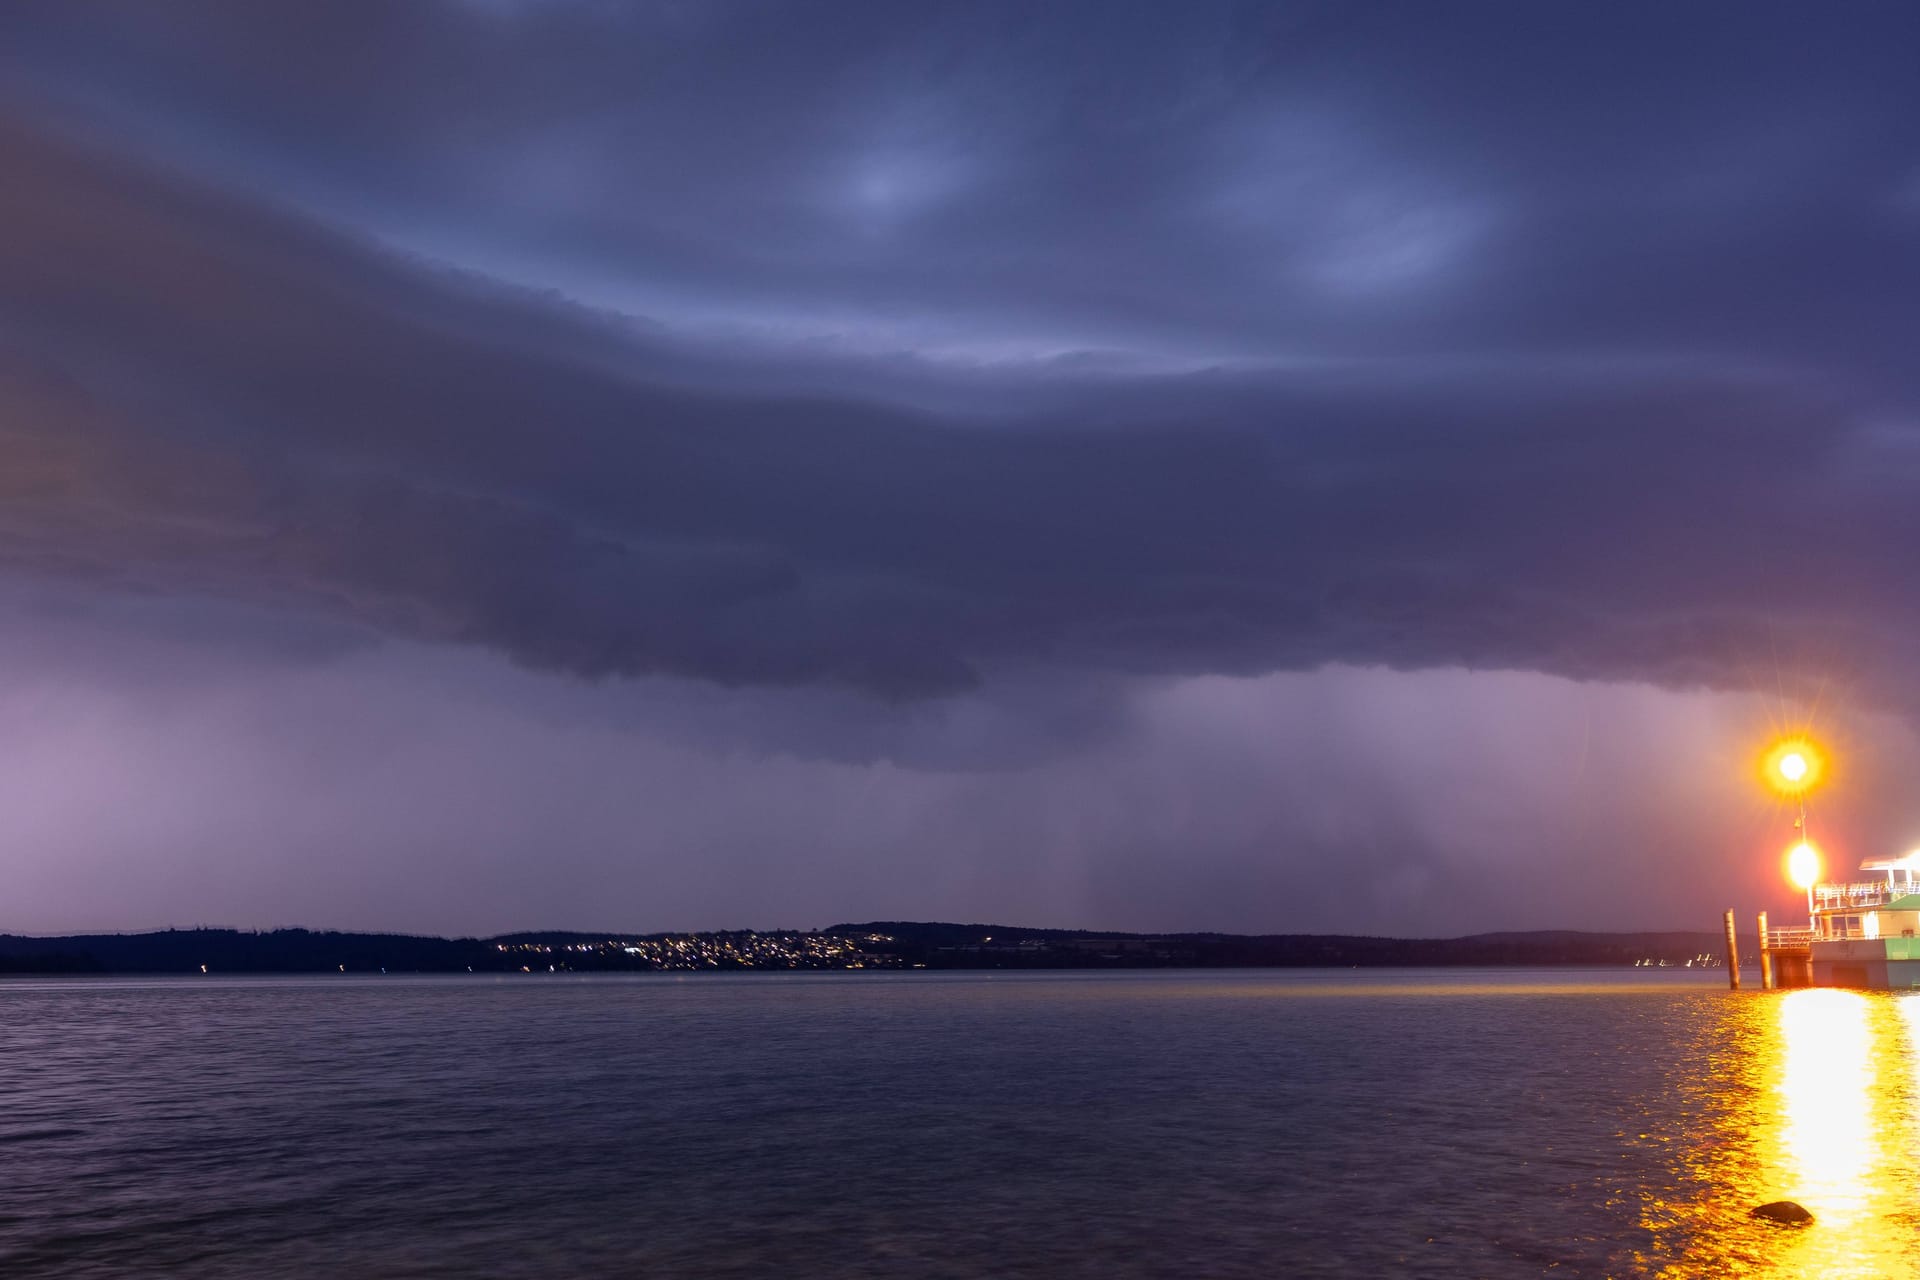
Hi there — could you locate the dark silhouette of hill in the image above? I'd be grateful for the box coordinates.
[0,928,494,974]
[826,922,1730,969]
[0,922,1729,975]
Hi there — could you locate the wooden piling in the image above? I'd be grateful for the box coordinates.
[1724,909,1741,990]
[1758,911,1773,990]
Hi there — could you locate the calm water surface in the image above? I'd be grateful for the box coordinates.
[2,969,1915,1277]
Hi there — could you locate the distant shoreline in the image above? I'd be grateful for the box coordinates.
[0,921,1733,976]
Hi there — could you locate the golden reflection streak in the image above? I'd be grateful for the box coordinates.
[1746,990,1914,1278]
[1649,990,1920,1278]
[1775,990,1879,1224]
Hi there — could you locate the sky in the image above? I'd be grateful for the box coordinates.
[1,1,1917,937]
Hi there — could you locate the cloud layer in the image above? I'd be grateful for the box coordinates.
[0,3,1916,929]
[4,5,1919,701]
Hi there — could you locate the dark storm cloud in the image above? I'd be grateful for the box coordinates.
[1,2,1917,704]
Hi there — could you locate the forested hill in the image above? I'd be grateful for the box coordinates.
[827,922,1730,969]
[0,923,1730,974]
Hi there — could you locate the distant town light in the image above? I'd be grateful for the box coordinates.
[1788,841,1822,891]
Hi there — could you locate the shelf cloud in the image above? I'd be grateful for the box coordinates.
[0,2,1915,931]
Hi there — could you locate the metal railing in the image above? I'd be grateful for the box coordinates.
[1766,926,1815,951]
[1813,882,1899,910]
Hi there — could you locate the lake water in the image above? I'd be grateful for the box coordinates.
[2,969,1916,1277]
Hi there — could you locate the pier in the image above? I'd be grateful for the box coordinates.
[1758,916,1814,989]
[1721,910,1812,991]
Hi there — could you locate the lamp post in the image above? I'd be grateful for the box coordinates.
[1767,739,1825,926]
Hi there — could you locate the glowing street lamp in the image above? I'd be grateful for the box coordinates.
[1761,736,1828,923]
[1788,840,1822,914]
[1763,737,1824,797]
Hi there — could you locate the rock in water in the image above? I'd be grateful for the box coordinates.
[1750,1200,1813,1225]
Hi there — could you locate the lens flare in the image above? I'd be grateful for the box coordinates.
[1789,841,1822,891]
[1762,737,1826,796]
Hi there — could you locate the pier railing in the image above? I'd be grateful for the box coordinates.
[1766,926,1815,952]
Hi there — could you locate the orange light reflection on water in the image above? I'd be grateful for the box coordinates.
[1655,989,1920,1278]
[1775,990,1884,1226]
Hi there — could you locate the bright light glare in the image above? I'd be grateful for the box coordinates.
[1762,737,1825,796]
[1789,841,1823,891]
